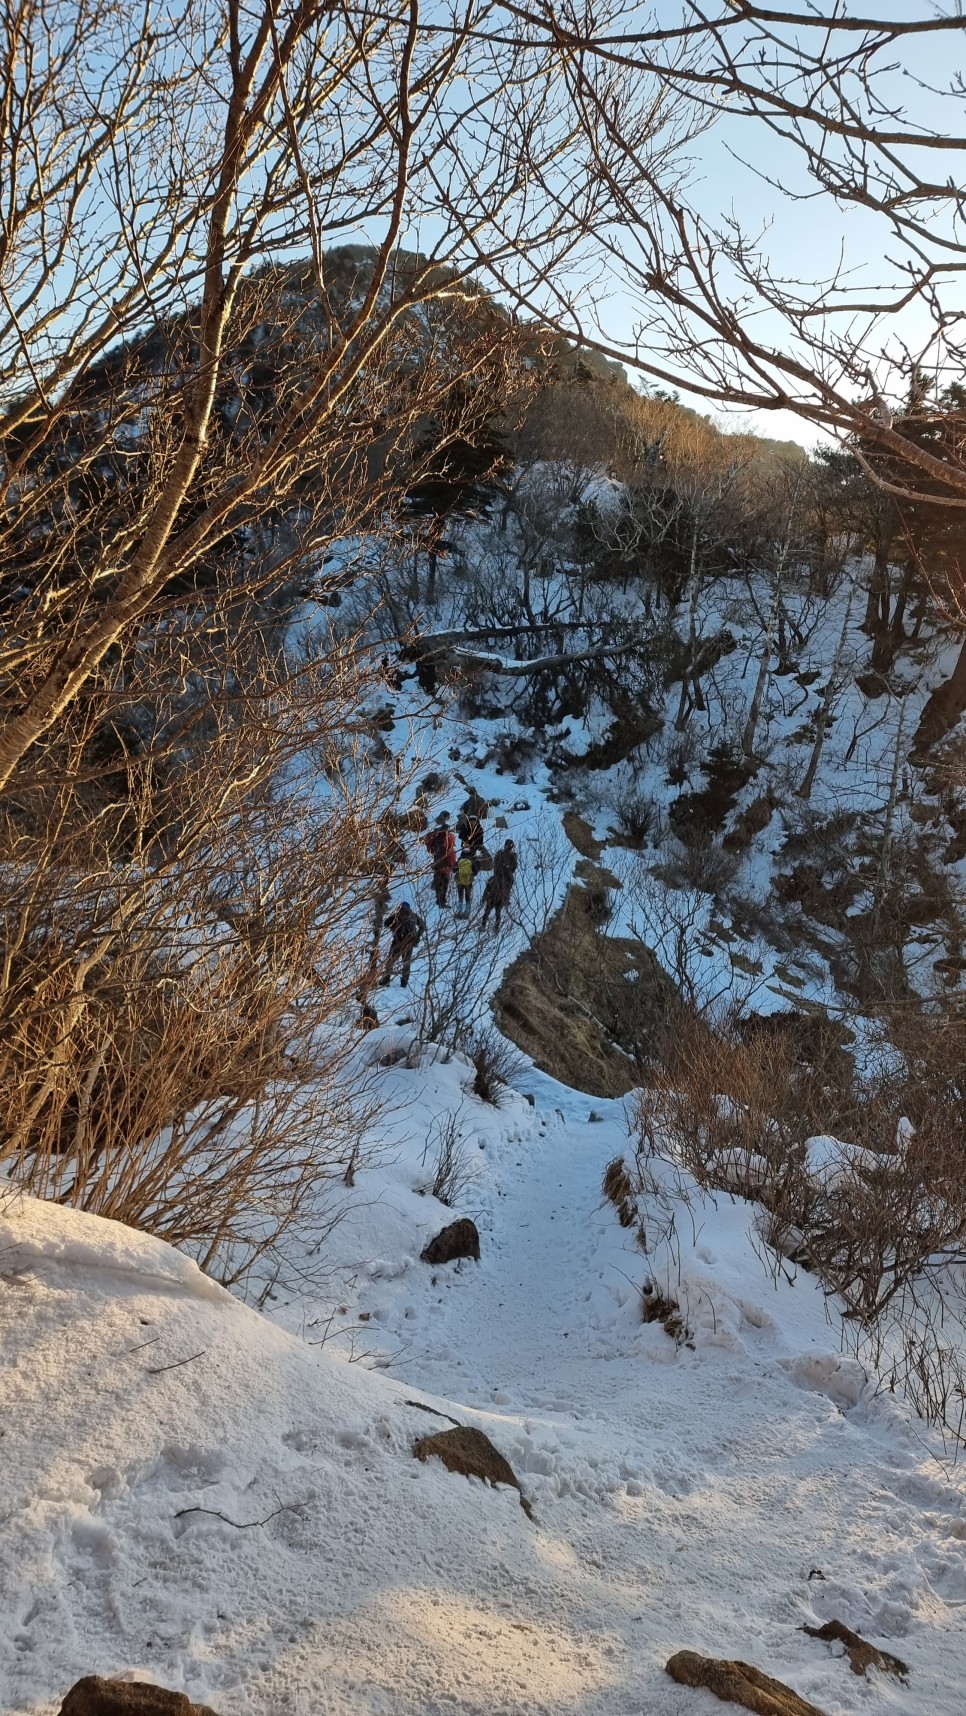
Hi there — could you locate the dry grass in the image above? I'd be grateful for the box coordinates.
[642,1285,691,1346]
[602,1154,636,1222]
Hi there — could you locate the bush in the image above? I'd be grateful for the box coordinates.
[422,1110,476,1206]
[0,624,396,1285]
[470,1027,526,1106]
[637,1000,966,1365]
[612,789,654,848]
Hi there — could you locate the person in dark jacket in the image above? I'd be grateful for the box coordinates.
[480,872,510,931]
[380,901,425,986]
[455,792,488,852]
[493,838,517,895]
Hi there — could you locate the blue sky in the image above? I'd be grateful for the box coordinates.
[586,7,966,447]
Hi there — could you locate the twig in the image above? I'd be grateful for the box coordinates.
[147,1348,207,1375]
[173,1500,298,1530]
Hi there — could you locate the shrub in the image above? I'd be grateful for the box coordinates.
[0,625,396,1285]
[422,1110,476,1207]
[612,790,654,848]
[470,1027,527,1106]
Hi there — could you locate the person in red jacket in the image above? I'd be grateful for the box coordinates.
[425,815,457,907]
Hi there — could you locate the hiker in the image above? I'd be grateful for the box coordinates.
[415,653,439,696]
[480,871,510,932]
[380,653,403,692]
[493,837,518,898]
[425,815,457,907]
[380,901,425,987]
[454,845,478,919]
[455,794,487,852]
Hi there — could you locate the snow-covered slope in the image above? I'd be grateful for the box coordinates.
[3,1048,965,1716]
[6,526,966,1715]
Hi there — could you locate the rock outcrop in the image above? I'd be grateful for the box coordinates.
[420,1218,480,1265]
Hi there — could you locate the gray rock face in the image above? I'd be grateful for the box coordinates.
[420,1217,480,1265]
[59,1680,219,1716]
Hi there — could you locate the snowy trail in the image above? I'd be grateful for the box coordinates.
[307,1058,966,1714]
[3,1055,966,1713]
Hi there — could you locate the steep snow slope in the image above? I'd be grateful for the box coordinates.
[3,1050,965,1716]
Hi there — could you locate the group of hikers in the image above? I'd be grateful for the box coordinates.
[378,791,519,988]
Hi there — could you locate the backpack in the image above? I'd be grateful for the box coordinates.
[456,856,474,887]
[426,828,447,862]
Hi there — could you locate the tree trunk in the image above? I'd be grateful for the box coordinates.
[742,596,777,757]
[863,545,889,636]
[798,589,854,799]
[878,698,908,903]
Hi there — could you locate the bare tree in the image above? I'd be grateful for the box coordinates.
[0,0,700,792]
[481,2,966,506]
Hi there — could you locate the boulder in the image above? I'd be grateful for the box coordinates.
[414,1425,531,1516]
[802,1620,908,1679]
[665,1652,826,1716]
[59,1681,218,1716]
[420,1217,480,1265]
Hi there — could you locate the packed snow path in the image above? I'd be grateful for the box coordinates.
[2,1057,966,1715]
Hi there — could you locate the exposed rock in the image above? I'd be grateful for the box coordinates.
[562,810,604,861]
[665,1651,826,1716]
[420,1217,480,1265]
[802,1619,908,1679]
[496,884,675,1097]
[414,1425,532,1516]
[60,1680,218,1716]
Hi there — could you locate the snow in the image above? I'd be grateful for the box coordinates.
[3,1051,966,1715]
[6,506,966,1715]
